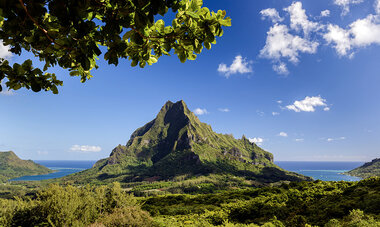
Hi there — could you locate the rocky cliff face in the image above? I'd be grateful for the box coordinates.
[76,100,310,183]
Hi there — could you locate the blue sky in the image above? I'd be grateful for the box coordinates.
[1,0,380,161]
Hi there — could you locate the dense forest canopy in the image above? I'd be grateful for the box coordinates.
[0,0,230,93]
[1,177,379,226]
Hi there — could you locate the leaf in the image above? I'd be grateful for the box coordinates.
[178,52,186,63]
[219,17,232,27]
[82,58,91,71]
[31,81,41,92]
[186,11,199,19]
[123,30,134,40]
[131,60,138,67]
[139,61,146,68]
[188,54,197,60]
[194,39,199,48]
[70,71,80,76]
[156,19,165,34]
[51,85,58,94]
[87,12,94,21]
[204,42,211,50]
[189,0,203,11]
[147,56,158,65]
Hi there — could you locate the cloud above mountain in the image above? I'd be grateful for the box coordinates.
[286,96,329,112]
[193,108,209,115]
[70,145,102,153]
[260,0,380,75]
[218,55,253,78]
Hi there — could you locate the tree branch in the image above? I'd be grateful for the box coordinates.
[18,0,72,51]
[18,0,54,43]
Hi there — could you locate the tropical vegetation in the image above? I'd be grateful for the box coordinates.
[63,101,310,185]
[0,151,54,183]
[0,177,379,226]
[0,0,230,93]
[345,158,380,178]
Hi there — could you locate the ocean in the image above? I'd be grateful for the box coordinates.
[275,161,364,181]
[9,160,96,181]
[9,160,364,182]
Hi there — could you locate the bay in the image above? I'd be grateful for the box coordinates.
[10,160,364,182]
[9,160,96,181]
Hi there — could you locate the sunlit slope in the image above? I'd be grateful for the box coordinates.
[0,151,54,182]
[346,158,380,178]
[67,100,310,183]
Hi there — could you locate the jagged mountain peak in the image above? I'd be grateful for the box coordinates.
[108,100,273,168]
[126,100,204,147]
[157,100,198,124]
[76,100,310,183]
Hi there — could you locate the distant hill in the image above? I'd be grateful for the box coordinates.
[67,100,310,184]
[345,158,380,178]
[0,151,54,182]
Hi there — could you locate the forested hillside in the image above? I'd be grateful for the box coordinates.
[65,101,309,185]
[346,158,380,178]
[0,177,379,226]
[0,151,54,182]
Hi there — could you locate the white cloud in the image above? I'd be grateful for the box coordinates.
[256,110,265,116]
[324,24,352,56]
[273,62,289,75]
[218,55,253,78]
[320,10,331,17]
[70,145,102,153]
[0,40,12,59]
[286,96,328,112]
[376,0,380,14]
[327,137,346,142]
[350,15,380,46]
[284,2,320,35]
[334,0,364,16]
[295,138,304,142]
[218,108,230,112]
[260,8,284,23]
[272,112,280,116]
[324,15,380,57]
[249,137,264,145]
[323,107,330,111]
[37,151,49,155]
[260,24,319,66]
[260,2,320,75]
[277,100,283,104]
[194,108,209,115]
[259,1,380,74]
[278,132,288,137]
[0,82,15,96]
[0,89,14,96]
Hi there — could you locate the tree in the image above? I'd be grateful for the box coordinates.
[0,0,231,93]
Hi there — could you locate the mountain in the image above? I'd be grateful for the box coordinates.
[0,151,54,182]
[345,158,380,178]
[68,100,310,184]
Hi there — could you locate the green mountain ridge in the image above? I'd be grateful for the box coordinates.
[345,158,380,178]
[0,151,54,182]
[67,100,310,184]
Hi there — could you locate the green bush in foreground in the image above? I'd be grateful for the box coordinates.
[0,182,152,227]
[1,177,379,226]
[142,177,380,226]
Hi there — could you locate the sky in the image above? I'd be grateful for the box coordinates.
[1,0,380,161]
